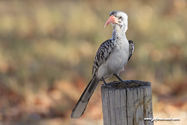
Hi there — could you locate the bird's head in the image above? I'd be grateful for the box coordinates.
[104,10,128,32]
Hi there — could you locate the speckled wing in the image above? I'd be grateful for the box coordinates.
[92,39,114,76]
[128,40,134,61]
[71,39,115,118]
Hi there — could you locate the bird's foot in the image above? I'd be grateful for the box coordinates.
[102,77,107,86]
[113,73,124,82]
[102,77,111,86]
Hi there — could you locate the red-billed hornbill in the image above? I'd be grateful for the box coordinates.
[71,10,134,118]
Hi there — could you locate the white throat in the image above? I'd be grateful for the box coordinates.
[112,24,128,40]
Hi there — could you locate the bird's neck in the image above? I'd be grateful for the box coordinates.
[112,26,127,41]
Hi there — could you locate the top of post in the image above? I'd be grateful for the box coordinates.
[101,80,151,89]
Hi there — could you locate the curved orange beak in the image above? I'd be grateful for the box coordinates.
[104,15,118,27]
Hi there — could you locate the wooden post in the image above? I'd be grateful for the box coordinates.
[101,80,153,125]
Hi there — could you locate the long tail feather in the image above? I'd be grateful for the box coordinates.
[71,76,100,118]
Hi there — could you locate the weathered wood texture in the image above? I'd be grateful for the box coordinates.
[101,80,153,125]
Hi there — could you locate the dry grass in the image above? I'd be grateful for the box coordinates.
[0,0,186,125]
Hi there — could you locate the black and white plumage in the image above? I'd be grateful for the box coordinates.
[128,40,134,61]
[71,10,134,118]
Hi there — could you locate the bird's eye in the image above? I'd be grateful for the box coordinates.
[118,16,122,19]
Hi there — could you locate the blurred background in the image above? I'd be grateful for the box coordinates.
[0,0,186,125]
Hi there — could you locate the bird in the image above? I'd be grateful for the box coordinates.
[71,10,134,118]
